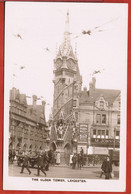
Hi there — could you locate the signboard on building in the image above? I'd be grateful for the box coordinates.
[91,138,120,148]
[79,124,88,142]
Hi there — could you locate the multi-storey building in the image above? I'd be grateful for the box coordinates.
[9,87,48,153]
[48,11,120,163]
[77,78,120,154]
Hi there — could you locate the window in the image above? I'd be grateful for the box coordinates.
[101,130,105,138]
[73,100,77,107]
[106,130,109,138]
[96,114,101,124]
[102,114,106,124]
[117,115,120,124]
[95,130,108,139]
[100,101,104,109]
[93,129,96,138]
[96,114,107,124]
[97,130,101,138]
[116,131,120,139]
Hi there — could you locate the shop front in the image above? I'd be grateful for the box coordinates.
[89,138,120,154]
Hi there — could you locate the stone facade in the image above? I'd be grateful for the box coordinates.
[9,88,48,153]
[77,78,120,154]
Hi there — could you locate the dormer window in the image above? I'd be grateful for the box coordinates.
[100,101,104,109]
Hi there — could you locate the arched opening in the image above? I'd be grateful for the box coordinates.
[16,143,21,151]
[23,143,27,151]
[29,144,32,150]
[50,142,57,152]
[34,145,38,152]
[64,143,71,165]
[39,146,43,150]
[9,142,12,149]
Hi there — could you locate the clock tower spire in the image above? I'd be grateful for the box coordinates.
[53,11,82,121]
[56,10,75,60]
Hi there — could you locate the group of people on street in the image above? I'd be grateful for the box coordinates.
[70,148,84,170]
[20,152,50,176]
[9,147,114,179]
[71,153,84,169]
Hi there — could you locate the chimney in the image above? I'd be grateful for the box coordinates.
[83,86,87,92]
[32,95,37,106]
[42,100,46,113]
[92,77,96,89]
[89,77,96,96]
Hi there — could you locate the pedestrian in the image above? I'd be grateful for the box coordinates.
[80,147,84,166]
[9,149,13,163]
[80,147,84,156]
[48,150,53,164]
[101,156,112,179]
[52,151,55,166]
[12,149,16,163]
[56,152,60,165]
[45,152,50,171]
[100,160,106,178]
[72,153,77,169]
[37,154,46,176]
[69,153,73,167]
[77,154,82,169]
[20,155,31,175]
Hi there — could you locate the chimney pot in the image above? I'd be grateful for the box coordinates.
[32,95,37,106]
[42,100,46,113]
[83,87,87,92]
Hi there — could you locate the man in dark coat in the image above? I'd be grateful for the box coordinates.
[100,158,106,178]
[80,147,84,166]
[20,155,31,175]
[45,153,50,171]
[101,156,112,179]
[72,153,77,169]
[80,147,84,156]
[9,150,12,163]
[12,149,16,163]
[77,154,82,169]
[37,155,46,176]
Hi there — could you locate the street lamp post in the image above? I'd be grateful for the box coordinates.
[113,128,116,150]
[70,112,78,154]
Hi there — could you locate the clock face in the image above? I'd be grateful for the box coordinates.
[67,58,75,70]
[56,58,62,69]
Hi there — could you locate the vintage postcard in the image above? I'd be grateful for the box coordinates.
[3,1,128,192]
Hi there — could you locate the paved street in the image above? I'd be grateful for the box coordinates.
[9,162,119,179]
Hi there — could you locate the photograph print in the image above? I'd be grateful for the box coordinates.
[3,1,128,192]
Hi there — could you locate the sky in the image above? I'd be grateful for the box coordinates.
[4,2,128,119]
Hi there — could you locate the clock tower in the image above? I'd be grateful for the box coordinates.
[53,11,82,122]
[49,11,82,163]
